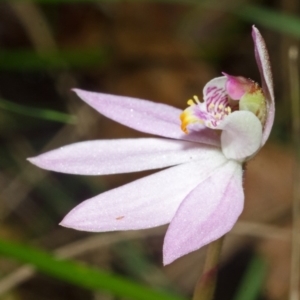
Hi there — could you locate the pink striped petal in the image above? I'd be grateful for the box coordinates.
[28,138,218,175]
[163,160,243,265]
[252,26,275,145]
[60,151,227,232]
[219,111,262,160]
[203,76,227,101]
[73,89,220,146]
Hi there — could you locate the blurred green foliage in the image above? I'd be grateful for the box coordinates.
[233,255,267,300]
[0,49,109,70]
[0,238,186,300]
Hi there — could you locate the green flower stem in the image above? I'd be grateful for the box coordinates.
[192,236,224,300]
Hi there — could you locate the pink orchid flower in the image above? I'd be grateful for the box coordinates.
[28,26,274,265]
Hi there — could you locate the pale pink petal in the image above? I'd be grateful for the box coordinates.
[73,89,220,146]
[60,151,227,232]
[252,26,275,145]
[163,160,243,265]
[28,138,218,175]
[219,111,262,160]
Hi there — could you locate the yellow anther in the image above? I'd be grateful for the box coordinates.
[187,99,194,106]
[193,95,200,103]
[208,103,215,110]
[226,107,232,113]
[218,104,224,110]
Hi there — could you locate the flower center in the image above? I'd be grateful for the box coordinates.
[180,75,267,134]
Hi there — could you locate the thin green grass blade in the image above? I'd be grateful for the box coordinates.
[232,255,267,300]
[4,1,300,39]
[0,98,76,124]
[0,49,109,70]
[0,238,186,300]
[237,5,300,39]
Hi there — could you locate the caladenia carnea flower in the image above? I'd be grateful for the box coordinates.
[28,26,274,265]
[180,73,267,161]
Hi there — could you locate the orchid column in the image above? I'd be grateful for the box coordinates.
[28,26,274,297]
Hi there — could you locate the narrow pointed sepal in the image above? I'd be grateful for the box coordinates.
[252,25,275,145]
[163,160,243,265]
[27,138,219,175]
[60,150,227,232]
[73,89,220,146]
